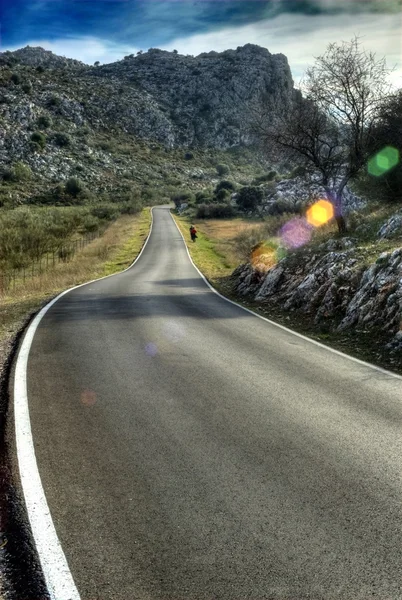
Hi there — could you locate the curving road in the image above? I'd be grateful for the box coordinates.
[15,207,402,599]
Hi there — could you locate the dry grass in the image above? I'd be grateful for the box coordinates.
[0,209,152,366]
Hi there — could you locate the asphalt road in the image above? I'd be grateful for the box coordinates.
[19,207,402,599]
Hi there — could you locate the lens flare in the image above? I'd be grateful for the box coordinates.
[80,389,97,407]
[145,342,158,357]
[280,218,313,249]
[368,146,399,177]
[306,199,334,227]
[251,243,277,271]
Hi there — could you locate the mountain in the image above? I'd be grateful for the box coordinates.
[0,44,296,149]
[0,44,295,206]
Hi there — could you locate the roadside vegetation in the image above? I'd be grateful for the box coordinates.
[0,208,152,372]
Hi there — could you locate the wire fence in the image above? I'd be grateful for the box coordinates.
[0,225,107,296]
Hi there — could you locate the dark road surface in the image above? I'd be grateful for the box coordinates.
[15,207,402,599]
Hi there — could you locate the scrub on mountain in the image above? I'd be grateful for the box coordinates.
[190,226,198,242]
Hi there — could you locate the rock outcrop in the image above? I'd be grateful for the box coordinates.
[232,241,402,356]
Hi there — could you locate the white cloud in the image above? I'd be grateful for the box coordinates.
[161,12,402,88]
[2,36,139,65]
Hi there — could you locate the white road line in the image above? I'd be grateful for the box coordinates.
[13,208,155,599]
[170,210,402,381]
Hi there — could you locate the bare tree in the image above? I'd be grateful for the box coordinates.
[251,37,394,233]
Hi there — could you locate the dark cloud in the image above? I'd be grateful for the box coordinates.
[0,0,399,50]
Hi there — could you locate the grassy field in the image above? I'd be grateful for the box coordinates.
[0,208,152,375]
[172,210,402,374]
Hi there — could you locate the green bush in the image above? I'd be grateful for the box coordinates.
[53,132,71,147]
[90,204,119,221]
[13,161,32,181]
[22,82,32,93]
[65,177,84,197]
[29,141,42,153]
[215,180,235,192]
[48,95,61,107]
[215,188,229,201]
[196,203,236,219]
[184,152,194,160]
[36,65,45,73]
[37,114,52,129]
[216,163,230,176]
[236,186,264,212]
[10,73,21,84]
[30,131,46,148]
[254,171,277,184]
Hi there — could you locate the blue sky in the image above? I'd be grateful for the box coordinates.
[0,0,401,86]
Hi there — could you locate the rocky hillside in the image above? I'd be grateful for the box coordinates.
[0,44,295,150]
[0,44,295,206]
[232,209,402,369]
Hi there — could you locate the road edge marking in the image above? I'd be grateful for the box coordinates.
[13,207,155,599]
[170,210,402,381]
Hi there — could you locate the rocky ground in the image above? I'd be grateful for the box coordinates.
[231,210,402,371]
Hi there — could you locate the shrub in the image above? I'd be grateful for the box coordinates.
[216,163,230,176]
[29,141,41,153]
[10,73,21,84]
[215,180,235,192]
[236,186,264,212]
[184,152,194,160]
[254,171,277,184]
[13,161,32,181]
[47,95,61,107]
[196,203,236,219]
[171,192,193,207]
[65,177,84,197]
[37,114,52,129]
[90,204,119,220]
[215,188,229,201]
[30,131,46,148]
[53,132,71,147]
[22,82,32,93]
[36,65,45,73]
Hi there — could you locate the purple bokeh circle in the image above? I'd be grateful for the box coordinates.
[280,218,313,249]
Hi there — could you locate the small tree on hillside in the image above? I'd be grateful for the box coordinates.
[251,38,393,233]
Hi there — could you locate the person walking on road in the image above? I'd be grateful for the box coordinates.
[190,225,198,242]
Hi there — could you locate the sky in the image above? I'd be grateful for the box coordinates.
[0,0,401,87]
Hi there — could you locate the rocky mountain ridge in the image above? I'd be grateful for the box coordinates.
[0,44,296,150]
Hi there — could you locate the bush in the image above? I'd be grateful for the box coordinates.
[37,114,52,129]
[47,95,61,107]
[171,192,193,207]
[22,82,32,93]
[53,132,71,147]
[36,65,45,73]
[216,163,230,176]
[236,186,264,212]
[196,203,236,219]
[254,171,277,184]
[184,152,194,160]
[90,204,119,220]
[65,177,84,197]
[120,199,142,214]
[30,131,46,148]
[10,73,21,84]
[215,188,229,201]
[215,180,235,192]
[29,141,41,153]
[13,161,32,181]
